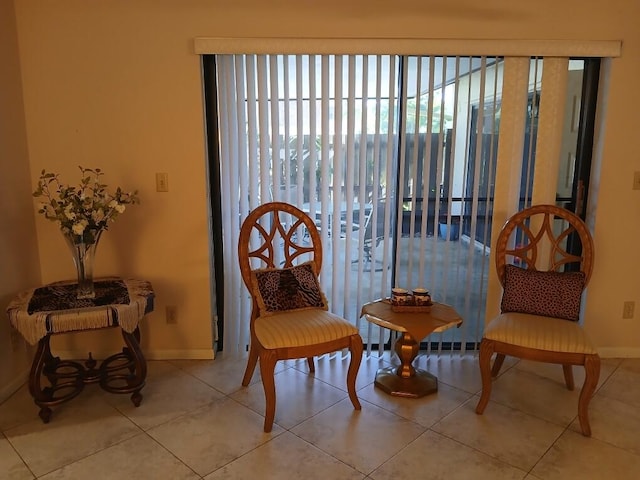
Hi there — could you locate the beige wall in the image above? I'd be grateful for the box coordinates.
[3,0,639,388]
[0,0,41,400]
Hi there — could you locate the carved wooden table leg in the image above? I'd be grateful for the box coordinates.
[99,327,147,407]
[29,336,53,423]
[125,327,147,406]
[29,335,85,423]
[374,332,438,398]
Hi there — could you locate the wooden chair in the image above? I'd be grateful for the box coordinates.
[475,204,600,436]
[238,201,363,432]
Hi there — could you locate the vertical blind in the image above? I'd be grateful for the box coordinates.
[214,53,575,356]
[217,54,400,354]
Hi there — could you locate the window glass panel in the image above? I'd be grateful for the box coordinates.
[211,53,595,354]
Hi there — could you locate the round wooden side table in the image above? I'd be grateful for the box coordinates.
[361,299,462,398]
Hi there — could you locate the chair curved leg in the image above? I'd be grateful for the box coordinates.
[259,350,278,433]
[491,353,506,377]
[242,343,259,386]
[476,339,494,415]
[307,357,315,373]
[347,335,363,410]
[563,364,575,391]
[578,354,601,437]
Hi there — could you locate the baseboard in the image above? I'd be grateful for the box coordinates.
[0,368,29,404]
[54,349,216,361]
[597,347,640,358]
[146,349,216,360]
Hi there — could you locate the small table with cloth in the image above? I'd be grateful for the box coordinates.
[361,299,462,398]
[6,277,154,423]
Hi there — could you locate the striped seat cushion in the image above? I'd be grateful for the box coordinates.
[484,312,597,354]
[255,308,358,349]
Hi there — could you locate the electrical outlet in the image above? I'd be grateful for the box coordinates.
[156,172,169,192]
[166,305,178,324]
[623,301,635,319]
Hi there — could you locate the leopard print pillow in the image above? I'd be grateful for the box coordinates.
[500,264,585,321]
[251,262,328,316]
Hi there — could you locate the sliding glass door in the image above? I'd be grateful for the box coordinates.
[207,53,506,354]
[205,53,598,355]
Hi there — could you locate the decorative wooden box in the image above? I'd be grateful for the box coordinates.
[390,297,433,313]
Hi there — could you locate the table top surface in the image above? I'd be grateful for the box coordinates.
[7,277,154,345]
[361,298,463,341]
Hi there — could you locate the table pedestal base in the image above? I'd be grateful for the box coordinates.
[374,367,438,398]
[374,330,439,398]
[29,327,147,423]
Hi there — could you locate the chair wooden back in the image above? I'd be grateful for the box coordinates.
[495,204,594,288]
[238,201,323,294]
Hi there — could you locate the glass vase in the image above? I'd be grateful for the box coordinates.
[63,230,102,299]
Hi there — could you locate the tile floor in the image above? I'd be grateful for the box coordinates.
[2,351,640,479]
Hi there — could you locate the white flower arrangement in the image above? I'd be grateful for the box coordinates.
[33,166,139,244]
